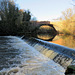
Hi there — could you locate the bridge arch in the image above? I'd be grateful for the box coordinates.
[38,24,57,32]
[32,24,57,37]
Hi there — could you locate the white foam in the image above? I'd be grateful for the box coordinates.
[0,36,65,75]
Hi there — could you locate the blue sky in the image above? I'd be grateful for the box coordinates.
[16,0,74,21]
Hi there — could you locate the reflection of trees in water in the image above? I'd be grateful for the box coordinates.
[51,35,75,48]
[62,35,75,48]
[37,25,57,41]
[37,33,56,41]
[37,30,75,48]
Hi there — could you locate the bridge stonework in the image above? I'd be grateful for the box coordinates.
[32,24,57,37]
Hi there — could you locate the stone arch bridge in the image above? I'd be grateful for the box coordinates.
[32,24,57,37]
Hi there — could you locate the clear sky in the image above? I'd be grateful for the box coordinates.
[15,0,74,21]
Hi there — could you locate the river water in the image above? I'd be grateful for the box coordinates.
[37,34,75,49]
[0,36,65,75]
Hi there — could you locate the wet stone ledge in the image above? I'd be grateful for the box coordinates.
[65,65,75,75]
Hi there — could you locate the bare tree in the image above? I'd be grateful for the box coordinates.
[60,8,75,35]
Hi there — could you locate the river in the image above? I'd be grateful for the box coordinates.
[37,34,75,49]
[0,36,65,75]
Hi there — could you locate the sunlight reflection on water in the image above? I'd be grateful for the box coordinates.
[37,34,75,49]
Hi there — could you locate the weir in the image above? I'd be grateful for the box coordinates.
[0,36,65,75]
[23,37,75,69]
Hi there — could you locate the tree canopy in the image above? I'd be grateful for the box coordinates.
[0,0,31,36]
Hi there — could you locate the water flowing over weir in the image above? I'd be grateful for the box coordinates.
[0,36,65,75]
[23,37,75,69]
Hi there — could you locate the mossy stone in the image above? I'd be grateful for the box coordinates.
[65,65,75,75]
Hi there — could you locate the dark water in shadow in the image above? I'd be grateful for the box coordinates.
[37,34,75,49]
